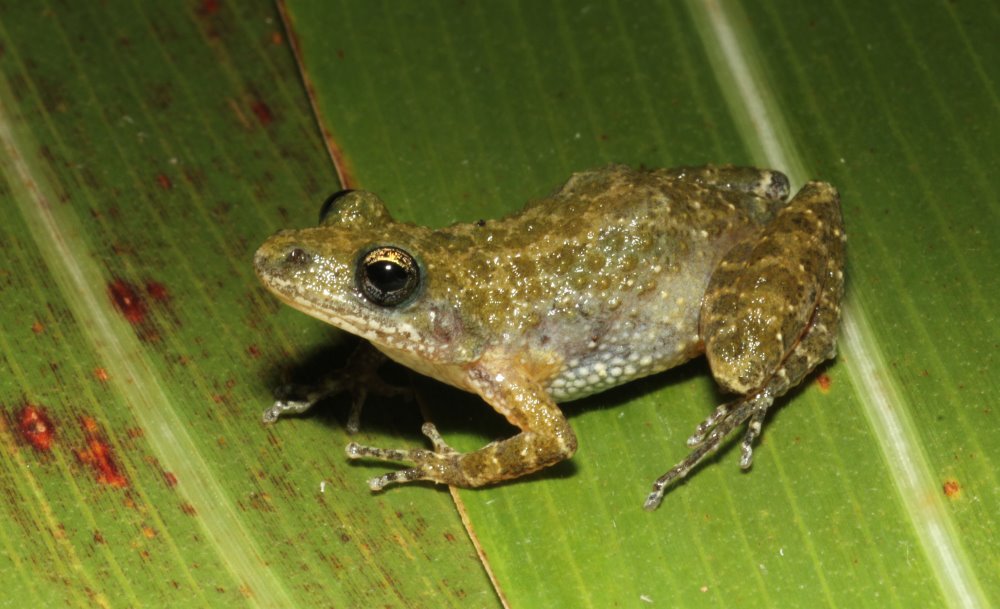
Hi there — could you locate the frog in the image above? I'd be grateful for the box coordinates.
[254,164,845,510]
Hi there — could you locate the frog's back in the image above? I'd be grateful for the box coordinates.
[429,165,786,401]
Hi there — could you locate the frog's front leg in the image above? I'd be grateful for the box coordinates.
[645,180,845,510]
[346,356,577,490]
[263,341,408,433]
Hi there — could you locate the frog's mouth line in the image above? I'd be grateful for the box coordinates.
[259,273,425,352]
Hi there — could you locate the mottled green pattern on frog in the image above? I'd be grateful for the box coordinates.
[254,165,845,509]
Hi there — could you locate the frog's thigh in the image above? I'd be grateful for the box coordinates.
[663,165,790,202]
[701,180,845,396]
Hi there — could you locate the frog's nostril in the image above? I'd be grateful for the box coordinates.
[285,247,312,266]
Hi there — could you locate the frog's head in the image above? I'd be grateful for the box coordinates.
[254,190,481,366]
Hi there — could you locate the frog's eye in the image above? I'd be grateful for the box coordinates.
[319,189,355,224]
[357,246,421,307]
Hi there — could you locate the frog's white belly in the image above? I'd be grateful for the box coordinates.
[540,273,710,402]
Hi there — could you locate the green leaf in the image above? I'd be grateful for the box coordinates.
[285,0,998,607]
[2,1,997,608]
[1,2,493,607]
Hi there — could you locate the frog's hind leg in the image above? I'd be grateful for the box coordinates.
[644,180,845,510]
[661,165,790,202]
[644,394,764,510]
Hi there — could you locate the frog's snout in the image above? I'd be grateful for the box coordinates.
[252,246,279,282]
[254,230,309,279]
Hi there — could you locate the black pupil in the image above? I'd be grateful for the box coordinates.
[366,260,409,292]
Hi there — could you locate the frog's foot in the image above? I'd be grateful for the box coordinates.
[346,423,461,490]
[263,374,410,432]
[262,344,409,433]
[263,375,357,426]
[643,390,775,511]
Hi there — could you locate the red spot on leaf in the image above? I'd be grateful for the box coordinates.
[251,101,273,126]
[81,416,99,433]
[77,439,128,487]
[270,31,283,45]
[108,279,146,324]
[816,373,832,392]
[247,344,261,358]
[164,471,178,487]
[146,280,169,301]
[93,367,109,382]
[197,0,220,16]
[76,417,128,488]
[156,173,172,190]
[943,479,960,498]
[19,405,55,451]
[181,502,197,516]
[31,321,45,334]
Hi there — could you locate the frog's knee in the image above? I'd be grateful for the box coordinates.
[703,320,776,394]
[798,180,839,201]
[788,181,840,219]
